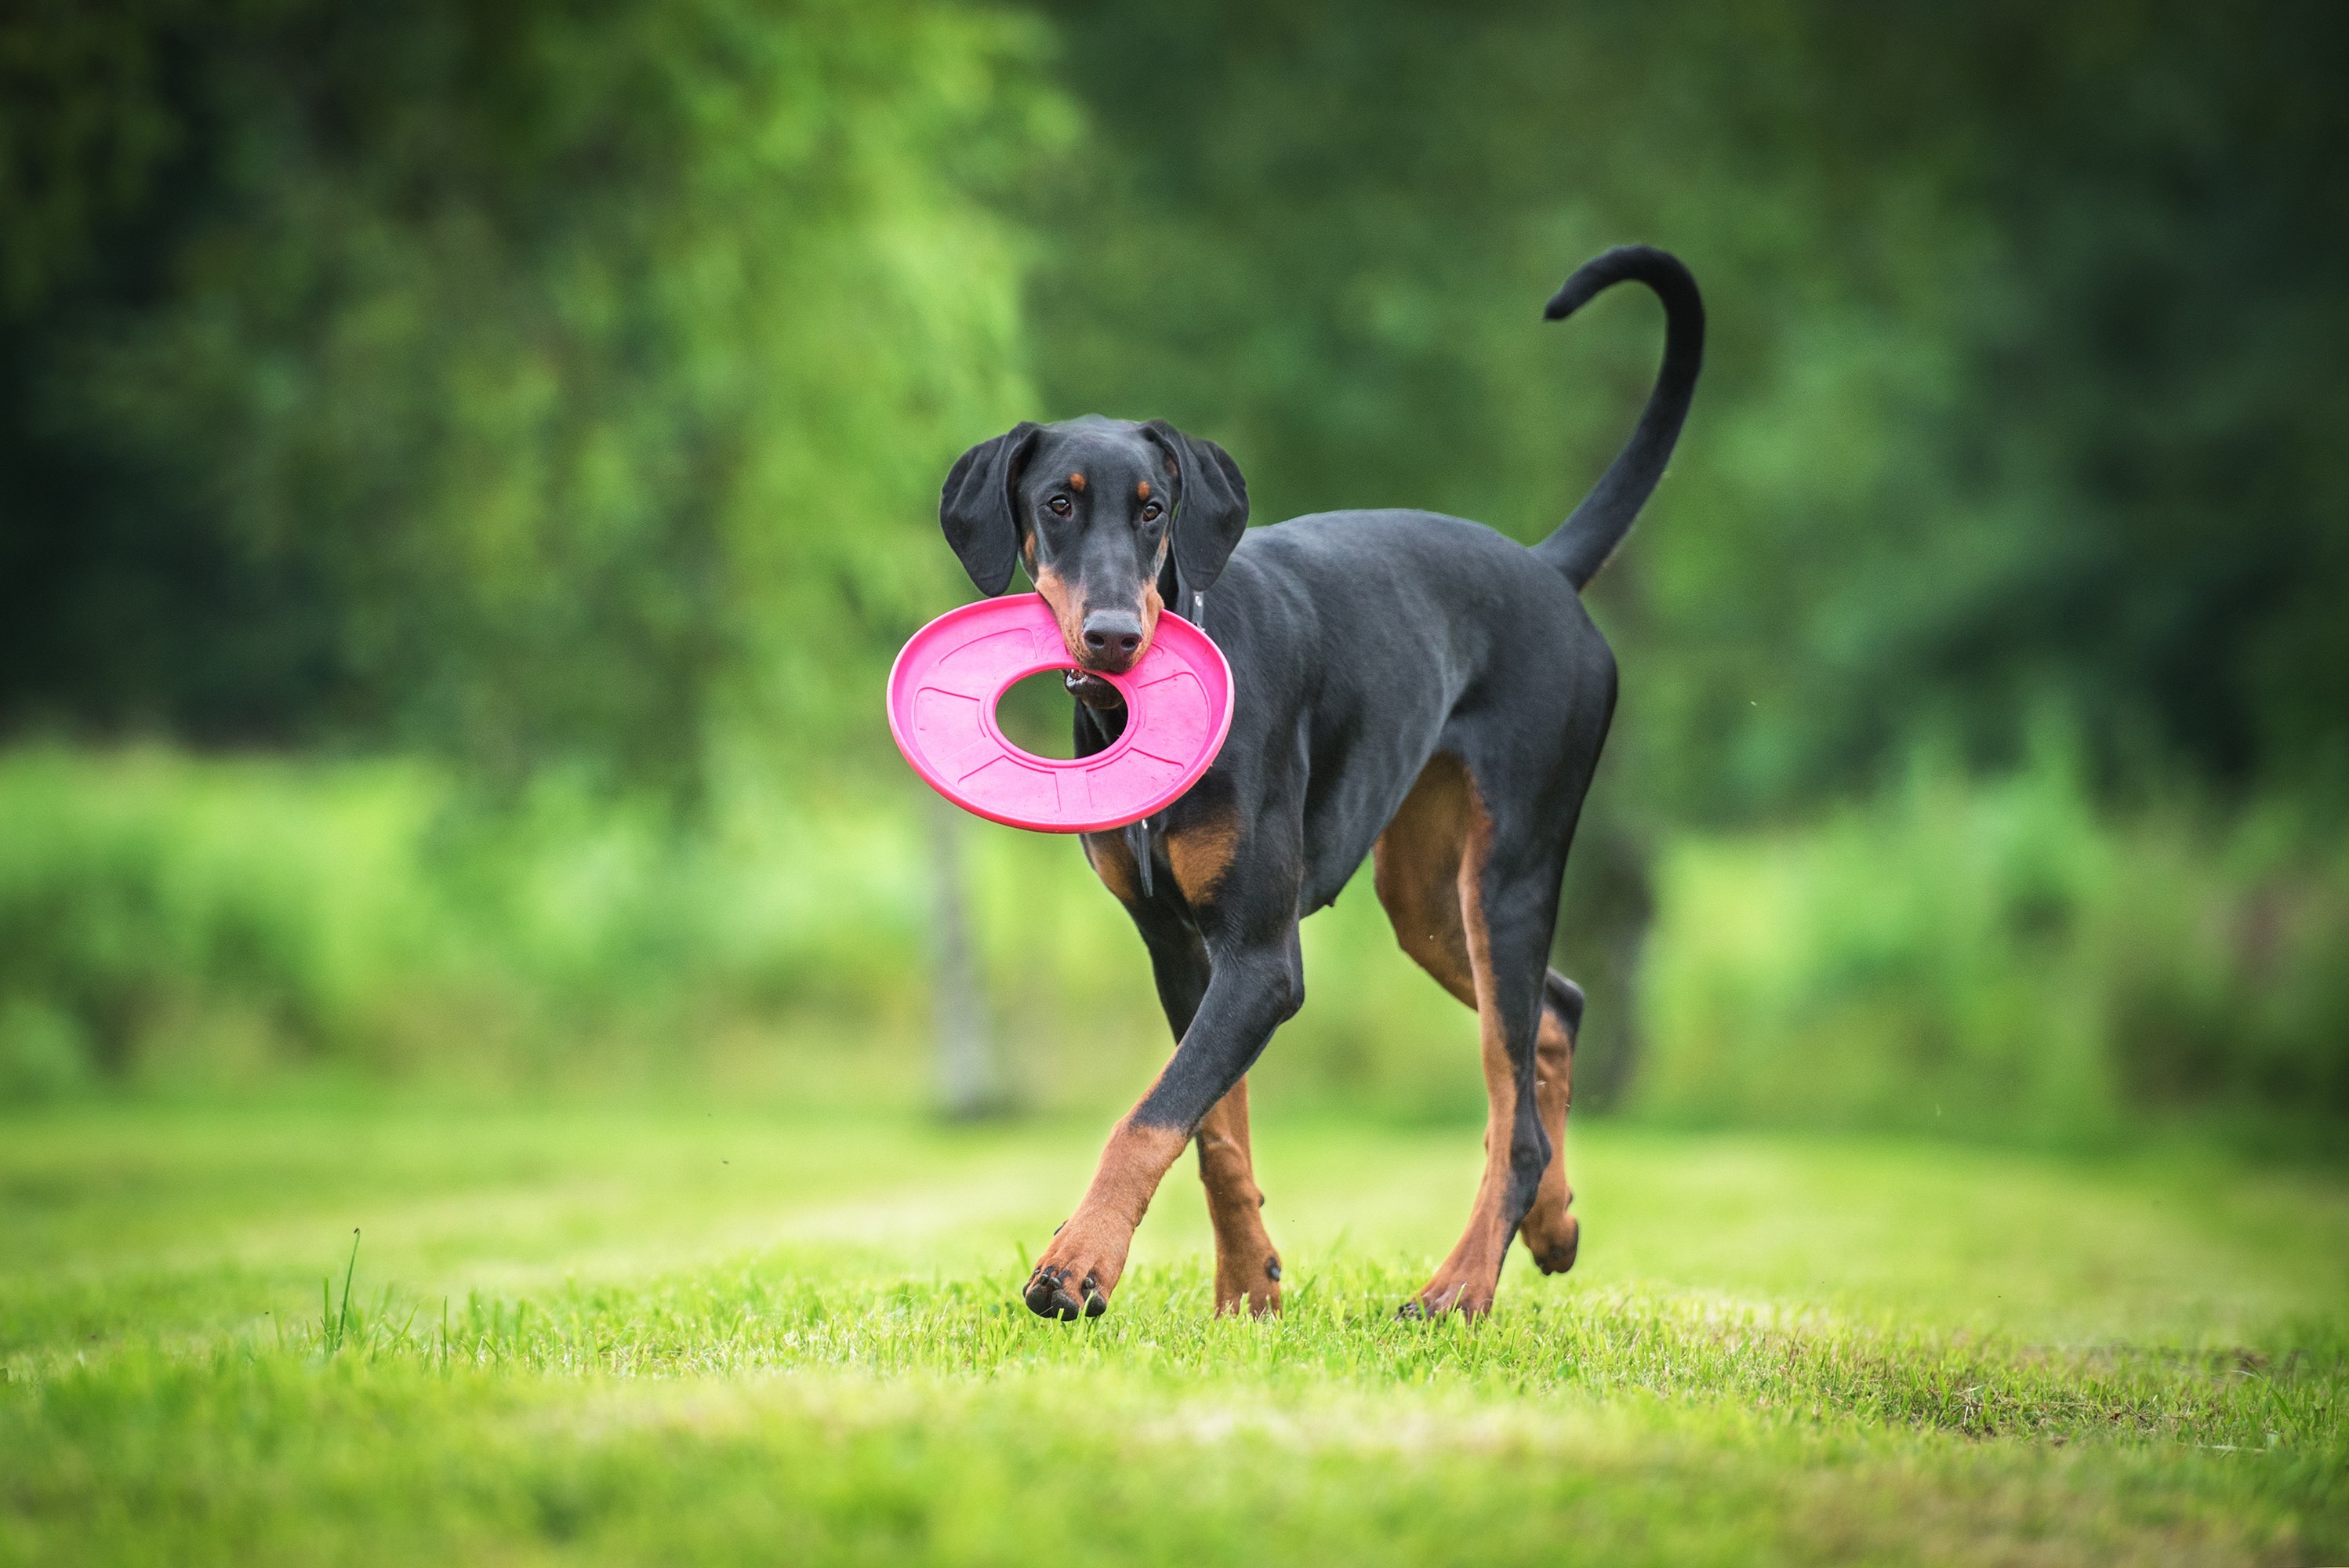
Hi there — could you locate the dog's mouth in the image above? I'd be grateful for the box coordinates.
[1064,670,1125,710]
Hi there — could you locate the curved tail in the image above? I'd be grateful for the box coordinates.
[1532,245,1704,590]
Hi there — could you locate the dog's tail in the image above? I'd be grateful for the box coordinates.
[1532,245,1704,591]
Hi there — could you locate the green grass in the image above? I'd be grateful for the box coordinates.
[3,1096,2344,1565]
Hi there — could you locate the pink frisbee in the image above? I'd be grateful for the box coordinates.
[887,593,1234,833]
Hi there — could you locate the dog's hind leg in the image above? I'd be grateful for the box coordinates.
[1196,1078,1281,1315]
[1374,754,1568,1318]
[1519,971,1585,1275]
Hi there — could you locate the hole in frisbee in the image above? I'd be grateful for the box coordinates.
[993,669,1081,760]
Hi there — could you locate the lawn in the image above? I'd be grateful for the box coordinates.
[2,1094,2344,1566]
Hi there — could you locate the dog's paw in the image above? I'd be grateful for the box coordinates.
[1397,1276,1494,1320]
[1212,1248,1283,1318]
[1523,1210,1581,1276]
[1023,1263,1106,1321]
[1020,1210,1137,1323]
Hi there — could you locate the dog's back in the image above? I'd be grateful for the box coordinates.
[1198,507,1611,913]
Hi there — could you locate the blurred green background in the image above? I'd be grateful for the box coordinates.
[3,0,2344,1148]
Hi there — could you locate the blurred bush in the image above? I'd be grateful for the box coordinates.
[0,746,942,1098]
[0,742,1460,1112]
[9,744,2342,1154]
[1639,746,2349,1147]
[0,748,444,1092]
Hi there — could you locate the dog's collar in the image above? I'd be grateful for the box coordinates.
[1123,815,1159,898]
[1118,578,1202,899]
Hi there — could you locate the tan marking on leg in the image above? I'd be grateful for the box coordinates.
[1519,996,1580,1274]
[1372,754,1476,1007]
[1376,762,1520,1318]
[1082,831,1141,903]
[1167,809,1240,905]
[1032,564,1086,662]
[1381,758,1581,1287]
[1420,779,1516,1316]
[1026,1117,1188,1317]
[1196,1078,1281,1316]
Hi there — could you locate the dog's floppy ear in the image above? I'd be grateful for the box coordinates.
[1144,420,1249,604]
[939,422,1040,595]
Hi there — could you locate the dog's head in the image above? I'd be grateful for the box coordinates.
[939,416,1247,674]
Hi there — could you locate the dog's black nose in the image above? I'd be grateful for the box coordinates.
[1080,610,1144,666]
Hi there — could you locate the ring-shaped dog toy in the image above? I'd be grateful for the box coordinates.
[887,593,1233,833]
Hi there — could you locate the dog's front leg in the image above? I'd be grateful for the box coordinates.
[1023,930,1305,1321]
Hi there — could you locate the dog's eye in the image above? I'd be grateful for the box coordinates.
[1142,502,1163,522]
[1047,495,1073,517]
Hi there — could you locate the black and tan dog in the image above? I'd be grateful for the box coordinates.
[938,246,1701,1321]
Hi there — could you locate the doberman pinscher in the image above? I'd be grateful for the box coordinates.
[937,245,1702,1320]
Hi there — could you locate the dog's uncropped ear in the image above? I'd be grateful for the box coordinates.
[1143,421,1249,604]
[939,422,1040,595]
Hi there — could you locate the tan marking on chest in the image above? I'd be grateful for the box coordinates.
[1168,813,1241,903]
[1084,832,1141,903]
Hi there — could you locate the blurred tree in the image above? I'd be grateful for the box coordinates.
[13,0,2338,811]
[1,0,1067,793]
[1632,0,2349,811]
[1030,0,2349,815]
